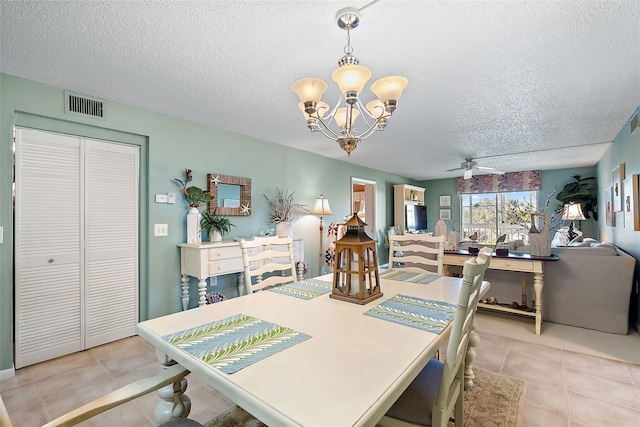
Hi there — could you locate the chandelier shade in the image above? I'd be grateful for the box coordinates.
[334,107,360,128]
[292,78,328,104]
[371,76,409,105]
[332,65,372,94]
[292,7,408,156]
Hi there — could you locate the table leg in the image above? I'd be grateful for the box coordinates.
[154,351,191,424]
[181,274,189,311]
[198,278,207,307]
[442,264,450,276]
[533,272,544,335]
[464,319,480,390]
[237,272,245,296]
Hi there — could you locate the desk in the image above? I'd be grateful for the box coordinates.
[443,250,558,335]
[137,274,489,426]
[177,238,304,309]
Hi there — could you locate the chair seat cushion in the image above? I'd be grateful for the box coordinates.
[385,358,444,426]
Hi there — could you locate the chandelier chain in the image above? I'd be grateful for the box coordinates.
[344,27,353,55]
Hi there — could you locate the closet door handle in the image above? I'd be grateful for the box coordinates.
[48,259,54,263]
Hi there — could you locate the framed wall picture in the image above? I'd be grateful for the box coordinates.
[439,195,451,207]
[439,209,451,220]
[612,163,625,212]
[605,186,615,226]
[623,174,639,231]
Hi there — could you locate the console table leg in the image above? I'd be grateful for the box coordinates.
[237,272,245,296]
[464,319,480,390]
[154,351,191,424]
[198,279,207,307]
[533,272,544,335]
[181,274,189,311]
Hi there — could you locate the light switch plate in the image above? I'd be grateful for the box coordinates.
[154,224,168,236]
[167,193,176,204]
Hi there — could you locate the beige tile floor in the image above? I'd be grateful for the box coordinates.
[2,316,640,427]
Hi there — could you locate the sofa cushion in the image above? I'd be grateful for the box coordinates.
[551,246,618,257]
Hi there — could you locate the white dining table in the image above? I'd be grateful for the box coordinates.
[136,274,489,427]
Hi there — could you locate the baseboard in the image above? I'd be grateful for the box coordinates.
[0,365,15,380]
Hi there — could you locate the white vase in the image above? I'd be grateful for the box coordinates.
[210,230,222,243]
[276,221,292,237]
[186,207,202,244]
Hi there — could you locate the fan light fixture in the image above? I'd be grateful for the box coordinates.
[291,8,408,156]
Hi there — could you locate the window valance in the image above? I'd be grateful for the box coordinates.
[457,170,541,194]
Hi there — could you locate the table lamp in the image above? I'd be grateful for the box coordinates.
[310,194,332,275]
[562,202,586,240]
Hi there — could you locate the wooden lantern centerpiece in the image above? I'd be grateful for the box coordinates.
[330,213,383,305]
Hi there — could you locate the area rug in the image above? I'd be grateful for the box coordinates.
[204,368,526,427]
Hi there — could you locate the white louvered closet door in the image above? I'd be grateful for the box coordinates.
[15,129,83,368]
[85,140,139,348]
[15,129,139,368]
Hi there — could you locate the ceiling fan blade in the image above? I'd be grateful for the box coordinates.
[475,166,505,175]
[445,167,465,172]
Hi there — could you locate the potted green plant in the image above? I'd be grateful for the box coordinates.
[263,188,306,237]
[201,208,235,242]
[174,168,214,208]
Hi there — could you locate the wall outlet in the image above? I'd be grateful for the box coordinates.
[155,194,168,203]
[154,224,168,236]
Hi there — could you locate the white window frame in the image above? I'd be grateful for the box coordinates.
[459,191,538,245]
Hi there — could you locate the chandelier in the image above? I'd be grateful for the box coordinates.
[291,8,408,156]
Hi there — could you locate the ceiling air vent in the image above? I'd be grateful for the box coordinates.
[64,91,105,120]
[631,110,638,135]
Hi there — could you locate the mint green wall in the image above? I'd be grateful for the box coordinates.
[596,106,640,327]
[419,167,598,238]
[0,74,416,371]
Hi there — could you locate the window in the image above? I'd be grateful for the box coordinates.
[460,191,538,244]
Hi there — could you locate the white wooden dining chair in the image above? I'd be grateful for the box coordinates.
[239,235,298,294]
[41,364,201,427]
[380,246,492,427]
[388,233,447,275]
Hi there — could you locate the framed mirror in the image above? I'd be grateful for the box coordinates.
[207,174,251,216]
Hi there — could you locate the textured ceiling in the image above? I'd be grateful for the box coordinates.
[1,1,638,180]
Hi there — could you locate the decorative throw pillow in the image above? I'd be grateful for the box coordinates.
[552,229,570,247]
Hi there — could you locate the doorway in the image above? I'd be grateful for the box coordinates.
[351,177,376,238]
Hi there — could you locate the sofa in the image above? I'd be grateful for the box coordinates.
[458,240,636,334]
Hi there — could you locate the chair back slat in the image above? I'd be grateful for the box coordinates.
[388,233,446,275]
[435,246,492,416]
[239,236,298,294]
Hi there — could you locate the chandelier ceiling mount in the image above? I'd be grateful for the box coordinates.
[292,7,408,156]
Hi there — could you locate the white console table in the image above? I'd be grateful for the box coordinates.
[177,237,304,310]
[443,249,558,335]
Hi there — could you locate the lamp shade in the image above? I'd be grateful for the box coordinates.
[370,76,408,102]
[292,78,328,103]
[331,64,372,94]
[562,203,586,220]
[365,99,391,119]
[310,195,333,216]
[334,107,360,128]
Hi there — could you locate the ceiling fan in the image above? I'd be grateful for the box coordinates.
[446,158,505,179]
